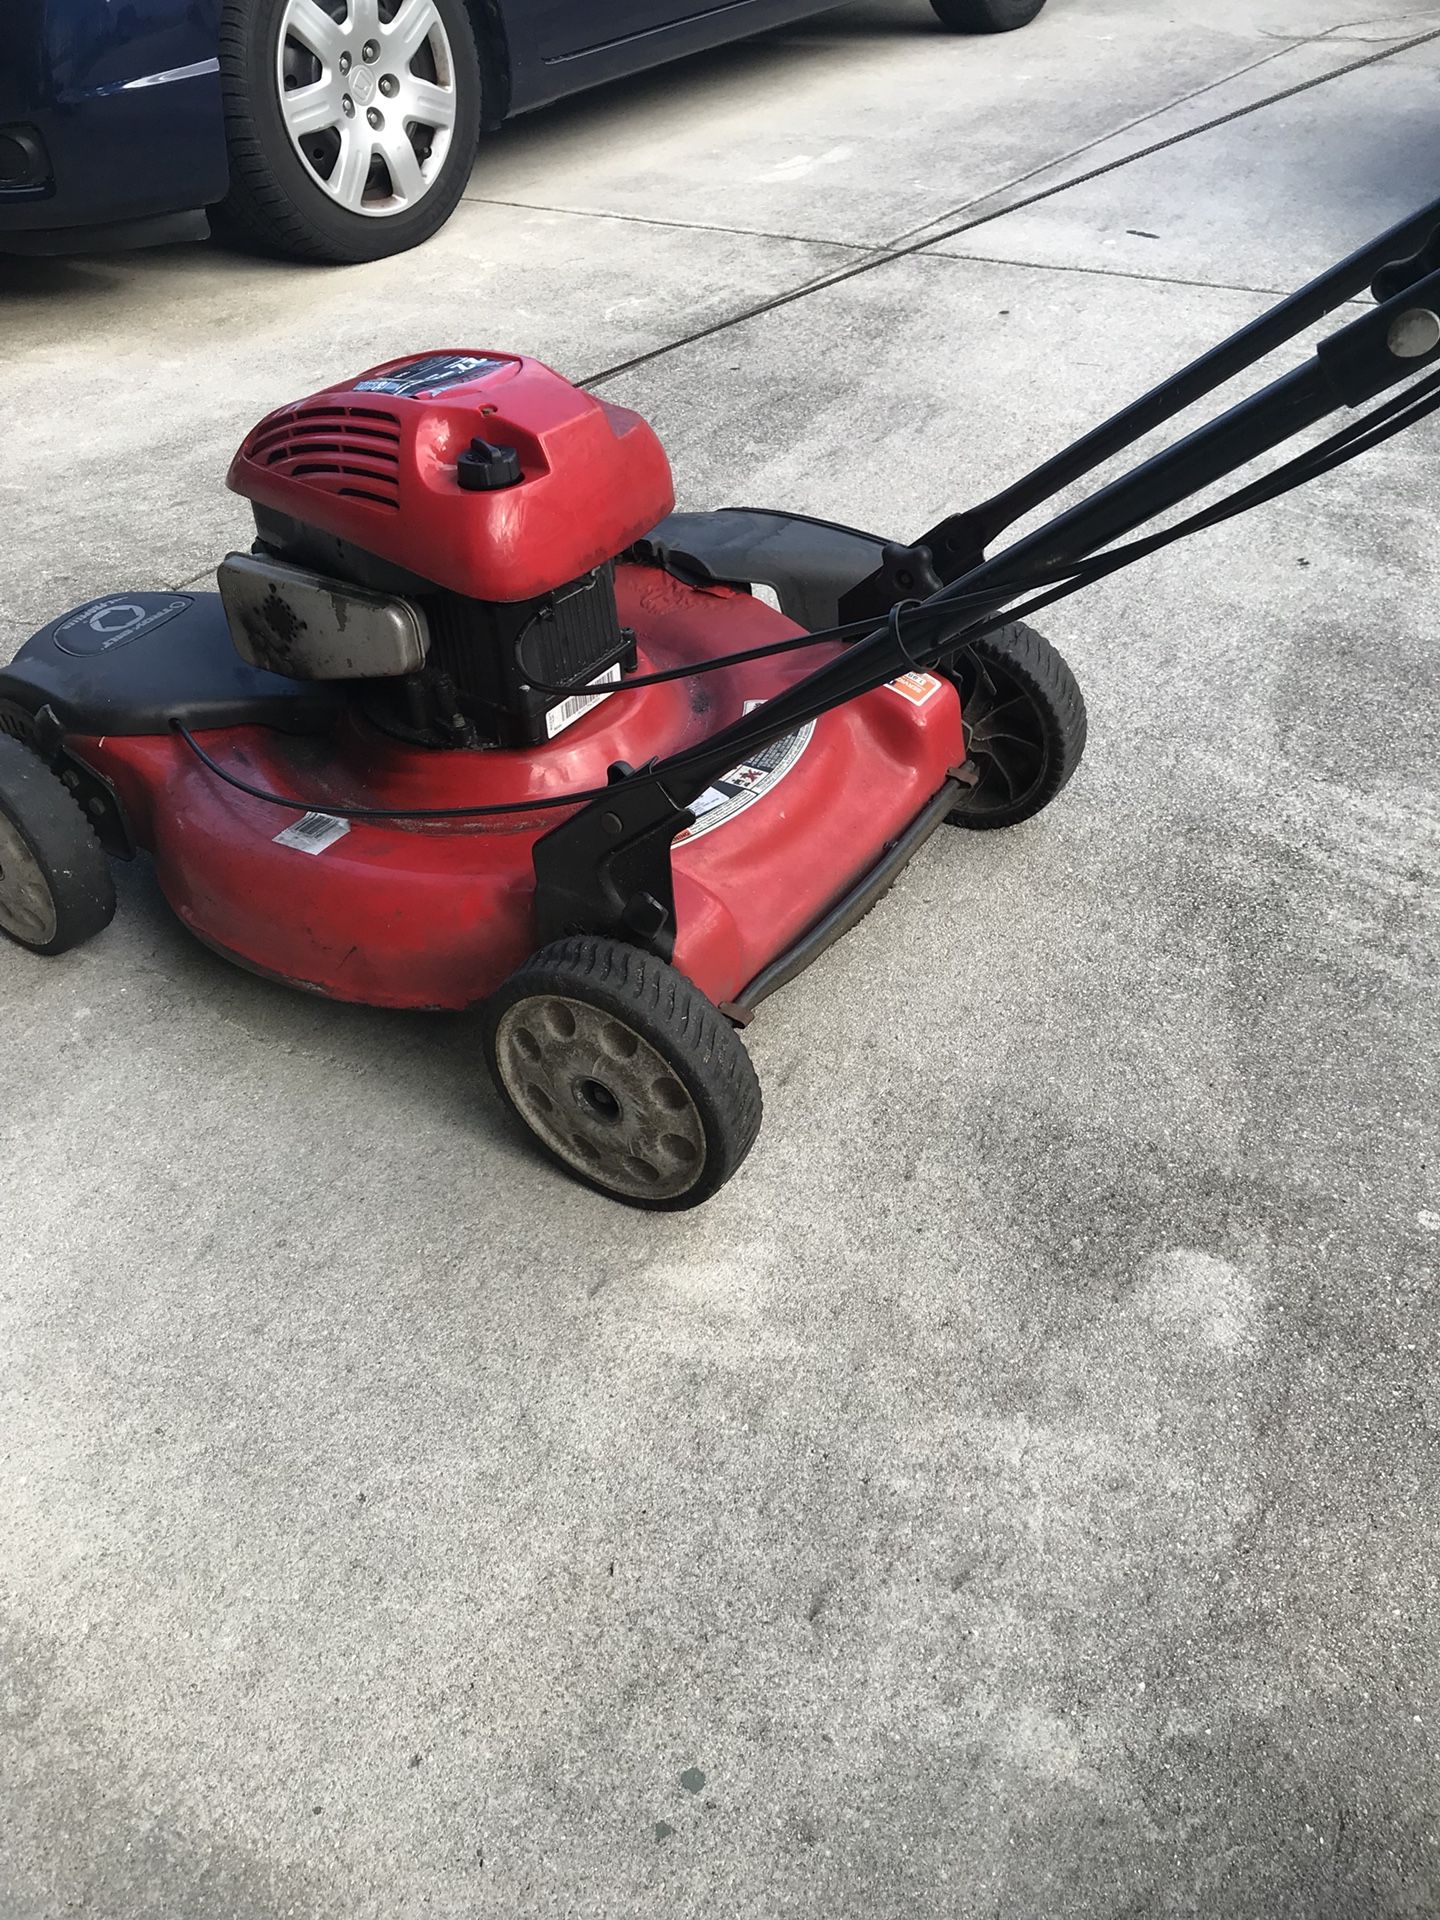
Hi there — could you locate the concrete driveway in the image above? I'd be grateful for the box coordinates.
[3,3,1439,1914]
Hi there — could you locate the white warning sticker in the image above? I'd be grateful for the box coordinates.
[886,670,945,708]
[676,701,815,846]
[274,811,351,855]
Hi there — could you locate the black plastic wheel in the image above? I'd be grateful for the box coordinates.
[216,0,482,264]
[930,0,1047,29]
[945,621,1086,830]
[0,737,116,957]
[483,937,762,1210]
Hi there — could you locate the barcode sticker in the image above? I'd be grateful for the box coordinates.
[545,664,621,739]
[273,811,351,855]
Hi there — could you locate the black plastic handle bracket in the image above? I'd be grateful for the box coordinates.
[531,760,694,957]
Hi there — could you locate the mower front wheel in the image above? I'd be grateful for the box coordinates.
[484,937,762,1210]
[0,737,116,957]
[945,620,1086,830]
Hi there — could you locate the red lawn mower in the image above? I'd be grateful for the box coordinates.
[3,202,1440,1207]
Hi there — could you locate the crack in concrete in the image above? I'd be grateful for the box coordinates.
[881,33,1315,253]
[577,21,1440,389]
[913,248,1303,304]
[457,191,875,257]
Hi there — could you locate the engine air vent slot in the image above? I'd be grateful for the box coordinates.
[248,402,403,509]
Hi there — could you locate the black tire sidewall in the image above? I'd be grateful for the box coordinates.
[220,0,481,262]
[930,0,1046,29]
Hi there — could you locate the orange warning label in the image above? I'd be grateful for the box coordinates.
[886,671,944,708]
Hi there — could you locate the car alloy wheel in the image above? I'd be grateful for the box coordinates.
[275,0,458,218]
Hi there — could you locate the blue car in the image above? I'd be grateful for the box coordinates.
[0,0,1047,264]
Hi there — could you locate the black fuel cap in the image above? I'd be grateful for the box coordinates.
[457,437,522,491]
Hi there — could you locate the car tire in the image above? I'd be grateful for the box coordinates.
[216,0,482,263]
[929,0,1048,29]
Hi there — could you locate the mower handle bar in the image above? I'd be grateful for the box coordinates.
[532,211,1440,952]
[657,250,1440,791]
[918,190,1440,566]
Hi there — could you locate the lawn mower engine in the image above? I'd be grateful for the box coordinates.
[221,352,661,754]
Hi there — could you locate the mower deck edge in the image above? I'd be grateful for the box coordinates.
[722,774,963,1022]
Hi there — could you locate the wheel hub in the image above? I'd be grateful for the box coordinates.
[954,650,1047,814]
[276,0,459,218]
[495,996,707,1203]
[574,1076,624,1125]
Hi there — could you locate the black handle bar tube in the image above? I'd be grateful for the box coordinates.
[943,194,1440,553]
[642,255,1440,805]
[943,360,1334,590]
[532,257,1440,950]
[636,358,1340,810]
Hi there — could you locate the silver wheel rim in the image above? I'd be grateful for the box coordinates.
[495,996,708,1203]
[0,813,57,948]
[276,0,459,219]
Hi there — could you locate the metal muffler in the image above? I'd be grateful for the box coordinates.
[218,552,429,681]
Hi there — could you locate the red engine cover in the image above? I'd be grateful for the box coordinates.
[226,351,675,602]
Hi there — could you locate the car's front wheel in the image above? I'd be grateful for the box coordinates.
[216,0,481,263]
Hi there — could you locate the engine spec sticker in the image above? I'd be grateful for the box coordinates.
[353,354,510,399]
[886,670,945,708]
[675,705,816,846]
[545,665,622,740]
[274,811,351,855]
[52,594,192,656]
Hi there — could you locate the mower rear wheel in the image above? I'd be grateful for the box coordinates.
[483,936,762,1210]
[929,0,1047,28]
[0,737,116,956]
[946,621,1086,831]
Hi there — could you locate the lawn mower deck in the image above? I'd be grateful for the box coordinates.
[4,198,1440,1207]
[1,561,965,1015]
